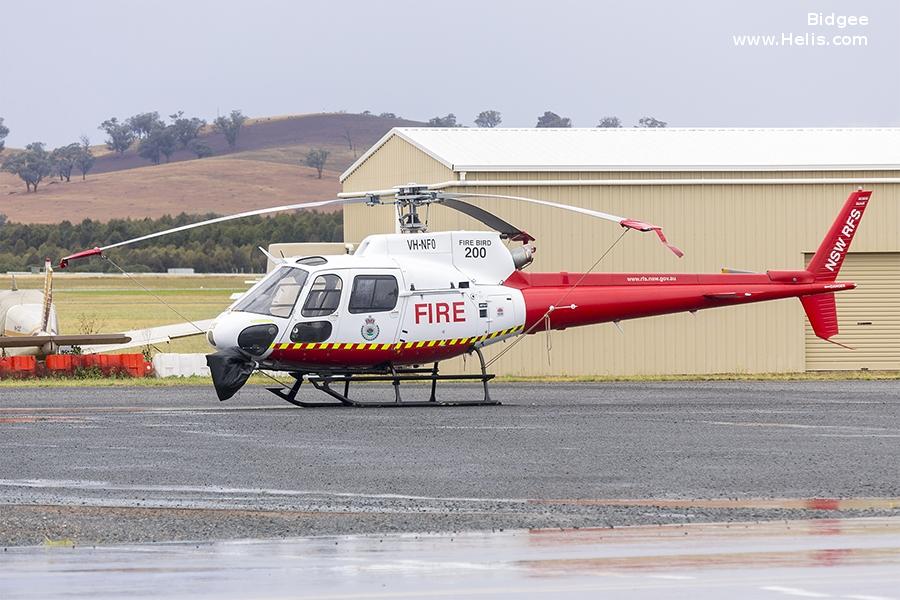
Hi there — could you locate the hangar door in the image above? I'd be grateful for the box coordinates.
[805,253,900,371]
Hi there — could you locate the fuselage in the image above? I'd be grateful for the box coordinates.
[207,230,850,373]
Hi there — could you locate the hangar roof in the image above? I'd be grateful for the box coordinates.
[340,127,900,181]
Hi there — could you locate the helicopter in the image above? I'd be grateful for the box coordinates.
[0,258,212,358]
[59,185,872,406]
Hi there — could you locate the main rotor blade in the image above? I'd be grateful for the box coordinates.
[437,198,534,242]
[448,192,683,258]
[0,334,131,348]
[59,197,367,268]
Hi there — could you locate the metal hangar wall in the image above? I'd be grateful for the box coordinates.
[340,128,900,375]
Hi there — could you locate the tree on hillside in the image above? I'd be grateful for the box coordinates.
[127,111,163,139]
[138,125,177,164]
[99,117,136,156]
[341,129,354,154]
[51,143,81,182]
[428,113,459,127]
[76,136,95,180]
[159,129,178,162]
[2,142,52,192]
[378,112,398,119]
[475,110,502,128]
[305,148,329,179]
[637,116,667,128]
[189,139,213,158]
[536,111,572,127]
[597,116,622,128]
[213,110,246,150]
[0,117,9,153]
[169,111,206,148]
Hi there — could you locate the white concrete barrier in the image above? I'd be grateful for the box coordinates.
[152,353,211,377]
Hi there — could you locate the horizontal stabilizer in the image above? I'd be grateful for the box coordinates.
[721,267,757,274]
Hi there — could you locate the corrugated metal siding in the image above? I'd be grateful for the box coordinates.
[805,253,900,371]
[342,145,900,375]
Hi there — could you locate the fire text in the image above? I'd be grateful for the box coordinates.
[414,302,465,324]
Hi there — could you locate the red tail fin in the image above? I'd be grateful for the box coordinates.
[806,189,872,282]
[800,293,838,341]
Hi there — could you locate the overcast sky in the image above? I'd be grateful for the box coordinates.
[2,0,898,147]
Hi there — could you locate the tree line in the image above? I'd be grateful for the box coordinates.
[0,211,342,273]
[99,109,246,163]
[1,137,95,193]
[0,109,247,193]
[0,108,668,192]
[425,110,666,128]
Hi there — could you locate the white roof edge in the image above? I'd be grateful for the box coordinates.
[454,164,900,172]
[340,128,456,183]
[341,127,900,182]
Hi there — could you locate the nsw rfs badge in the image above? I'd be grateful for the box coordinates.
[361,316,380,341]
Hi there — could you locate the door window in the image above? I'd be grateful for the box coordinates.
[348,275,399,314]
[301,274,343,317]
[290,321,333,343]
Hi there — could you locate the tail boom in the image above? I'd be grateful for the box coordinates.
[505,271,854,332]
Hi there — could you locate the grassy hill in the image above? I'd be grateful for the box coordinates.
[0,159,341,224]
[89,112,423,175]
[1,112,424,224]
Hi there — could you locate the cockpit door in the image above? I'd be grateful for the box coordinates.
[283,272,344,346]
[335,270,403,345]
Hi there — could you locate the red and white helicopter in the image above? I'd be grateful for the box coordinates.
[60,185,872,406]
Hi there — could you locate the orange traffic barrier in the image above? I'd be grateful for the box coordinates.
[0,355,38,378]
[119,354,152,377]
[45,354,74,375]
[0,354,153,379]
[33,353,153,378]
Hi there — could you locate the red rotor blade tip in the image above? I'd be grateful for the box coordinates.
[619,220,683,258]
[58,247,103,269]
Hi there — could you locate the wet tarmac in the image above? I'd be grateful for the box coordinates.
[0,381,898,546]
[2,517,898,599]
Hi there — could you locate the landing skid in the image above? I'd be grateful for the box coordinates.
[266,348,499,408]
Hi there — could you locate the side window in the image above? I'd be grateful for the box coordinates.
[302,274,343,317]
[349,275,399,314]
[290,321,332,343]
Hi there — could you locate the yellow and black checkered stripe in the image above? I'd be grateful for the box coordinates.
[269,325,525,352]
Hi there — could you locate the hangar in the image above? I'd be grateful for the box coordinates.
[340,128,900,375]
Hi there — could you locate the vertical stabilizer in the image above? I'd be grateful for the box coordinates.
[806,189,872,282]
[800,293,838,341]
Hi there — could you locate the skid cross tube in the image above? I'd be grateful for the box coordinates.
[265,348,498,408]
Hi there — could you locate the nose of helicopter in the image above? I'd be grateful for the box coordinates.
[206,312,280,402]
[208,312,280,356]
